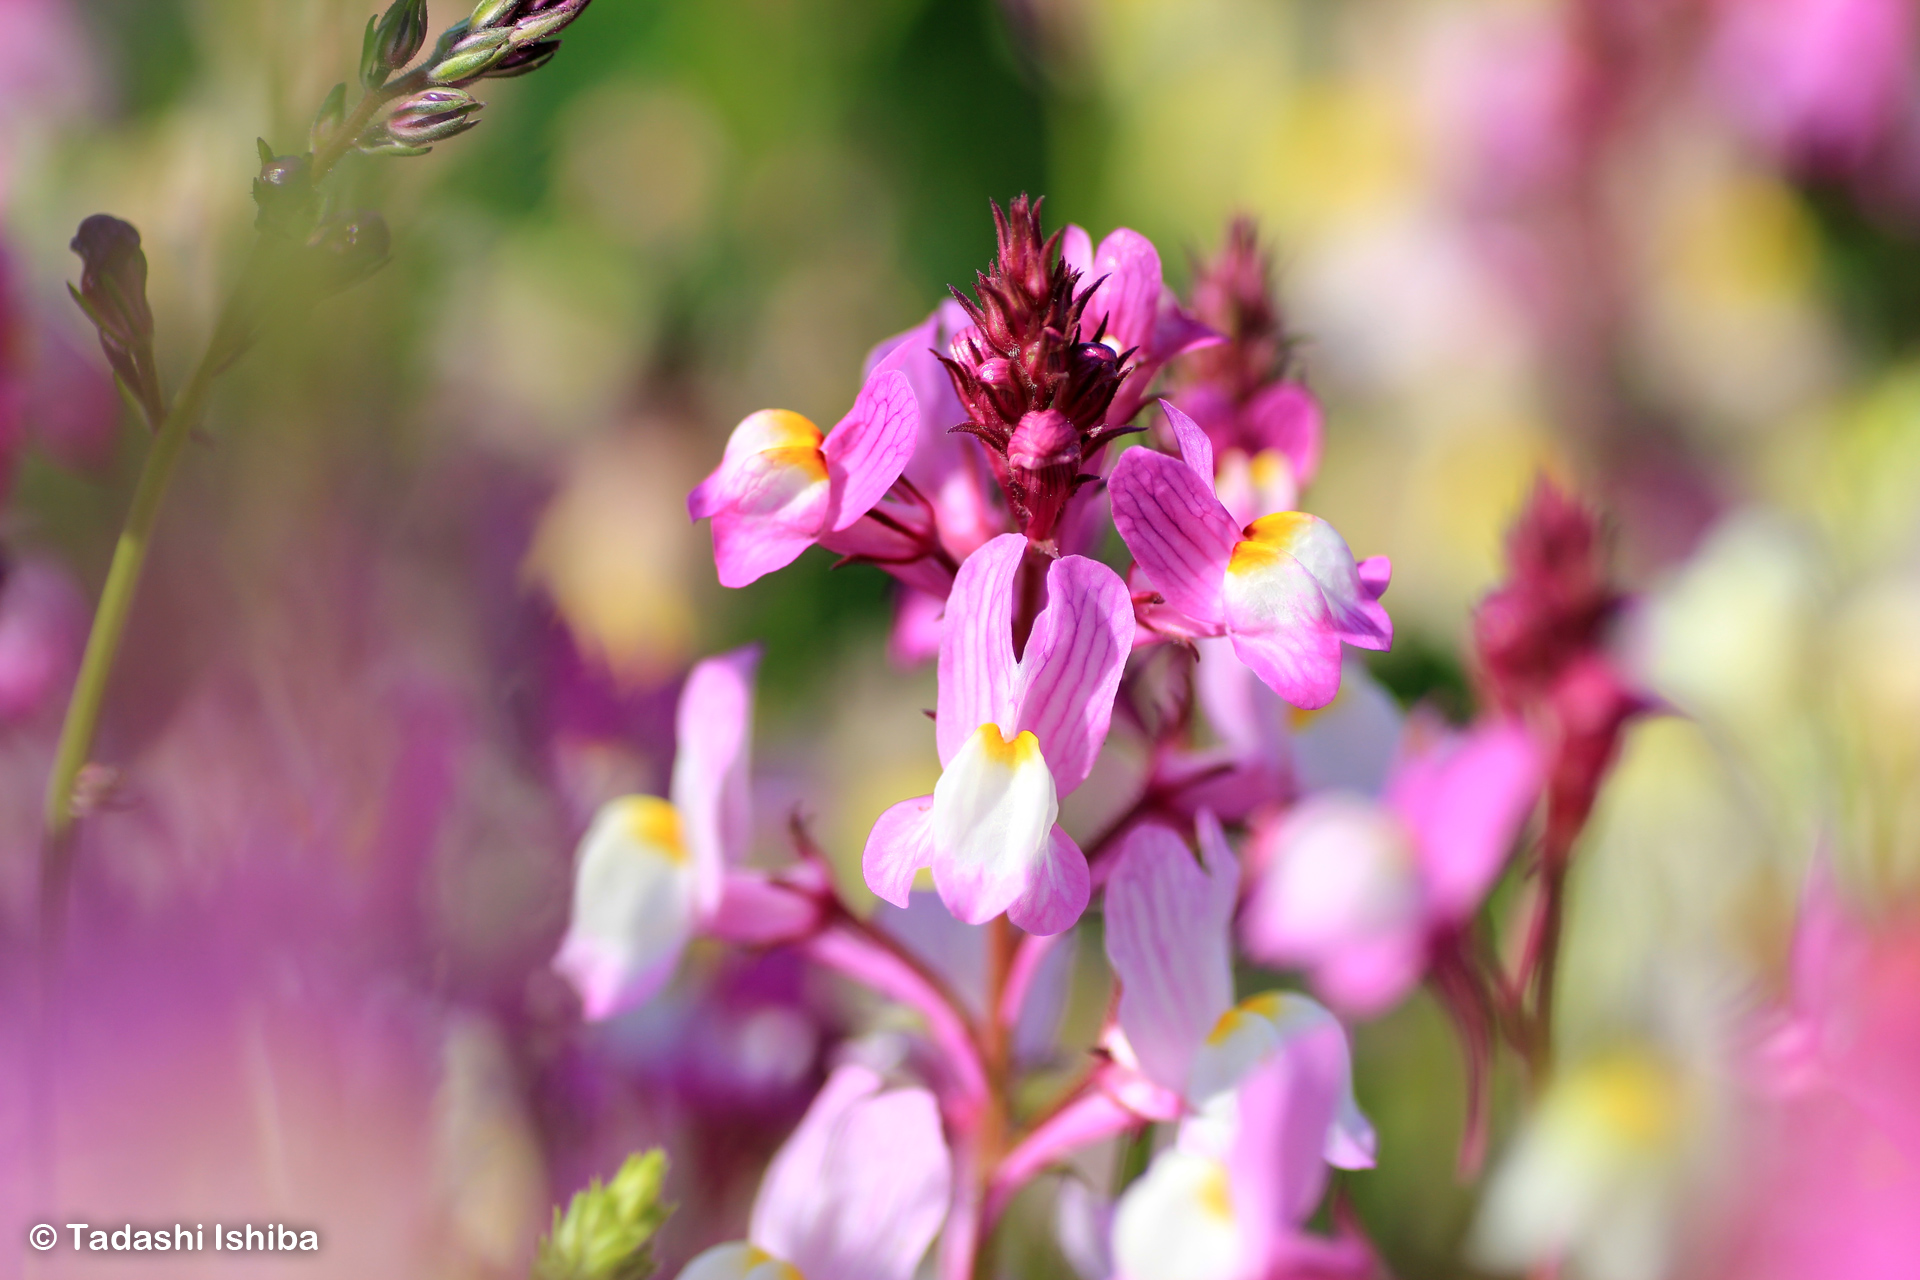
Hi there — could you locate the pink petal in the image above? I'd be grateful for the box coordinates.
[1006,824,1091,936]
[672,646,760,919]
[1105,821,1240,1094]
[689,411,832,588]
[935,533,1023,765]
[1160,398,1215,485]
[1263,513,1392,651]
[1084,228,1163,356]
[1109,447,1239,626]
[863,794,936,908]
[1357,555,1392,597]
[753,1065,952,1280]
[1389,719,1542,925]
[1222,550,1345,709]
[824,368,919,532]
[1060,223,1094,278]
[1228,1015,1351,1247]
[709,870,824,945]
[890,588,946,667]
[1151,293,1225,363]
[1011,555,1134,794]
[1243,382,1324,487]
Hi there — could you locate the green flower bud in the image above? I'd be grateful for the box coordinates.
[385,87,483,144]
[251,147,316,235]
[469,0,521,29]
[533,1150,673,1280]
[428,27,511,83]
[508,0,585,44]
[373,0,430,72]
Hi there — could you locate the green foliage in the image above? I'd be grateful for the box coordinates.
[532,1150,675,1280]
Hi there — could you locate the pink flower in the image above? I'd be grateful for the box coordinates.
[1061,223,1220,430]
[554,646,823,1019]
[1111,402,1391,709]
[1104,833,1378,1280]
[0,553,85,720]
[862,533,1132,935]
[1708,0,1915,170]
[679,1063,952,1280]
[1240,719,1542,1017]
[688,367,919,588]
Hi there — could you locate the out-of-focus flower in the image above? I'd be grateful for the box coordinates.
[1707,0,1915,171]
[1060,222,1219,431]
[688,370,919,588]
[1169,217,1323,522]
[863,533,1132,934]
[555,647,824,1019]
[1717,866,1920,1280]
[677,1063,951,1280]
[940,195,1134,544]
[0,553,87,720]
[1111,402,1391,709]
[1469,1047,1698,1280]
[1240,718,1541,1017]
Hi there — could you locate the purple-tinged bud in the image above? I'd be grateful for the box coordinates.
[509,0,588,43]
[483,38,559,78]
[1006,408,1083,541]
[385,88,483,145]
[373,0,430,73]
[1180,216,1291,402]
[67,214,163,428]
[429,26,512,82]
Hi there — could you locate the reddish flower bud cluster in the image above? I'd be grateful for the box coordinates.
[941,195,1133,544]
[1180,215,1291,402]
[1473,476,1640,854]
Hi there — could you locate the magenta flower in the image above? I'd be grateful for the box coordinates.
[1111,402,1391,709]
[688,367,919,588]
[862,533,1132,935]
[1061,223,1220,430]
[679,1063,952,1280]
[554,646,822,1019]
[1240,719,1542,1017]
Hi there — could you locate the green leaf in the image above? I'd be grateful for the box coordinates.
[532,1150,674,1280]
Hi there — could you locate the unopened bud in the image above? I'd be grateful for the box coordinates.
[430,27,512,82]
[68,214,163,427]
[386,88,483,144]
[373,0,429,74]
[510,0,588,44]
[469,0,521,28]
[252,146,316,235]
[484,38,560,78]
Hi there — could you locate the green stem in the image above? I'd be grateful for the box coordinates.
[41,348,221,844]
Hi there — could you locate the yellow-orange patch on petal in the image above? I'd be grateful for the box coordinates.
[727,408,826,458]
[612,794,689,864]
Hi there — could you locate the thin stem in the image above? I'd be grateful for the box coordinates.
[41,349,221,846]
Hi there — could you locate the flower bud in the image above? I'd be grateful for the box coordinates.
[67,214,163,427]
[372,0,429,75]
[429,27,512,82]
[385,88,483,145]
[483,38,560,78]
[251,145,316,235]
[469,0,521,28]
[510,0,588,44]
[533,1149,671,1280]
